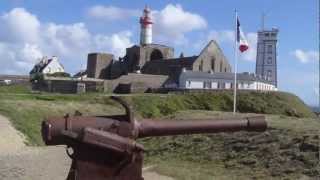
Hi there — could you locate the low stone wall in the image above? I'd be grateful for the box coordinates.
[33,74,168,94]
[34,77,104,93]
[104,73,169,93]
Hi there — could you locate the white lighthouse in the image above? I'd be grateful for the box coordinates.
[140,6,153,45]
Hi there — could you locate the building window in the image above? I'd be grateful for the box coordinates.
[204,81,211,89]
[267,57,272,64]
[240,82,244,89]
[265,33,270,37]
[187,81,191,87]
[267,70,272,79]
[211,58,215,71]
[220,61,223,72]
[224,67,227,72]
[220,82,225,89]
[267,45,273,54]
[199,60,203,71]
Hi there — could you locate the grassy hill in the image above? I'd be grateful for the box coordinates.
[0,85,316,144]
[141,111,319,180]
[126,91,315,118]
[0,85,318,179]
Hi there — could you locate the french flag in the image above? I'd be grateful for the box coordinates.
[237,17,249,53]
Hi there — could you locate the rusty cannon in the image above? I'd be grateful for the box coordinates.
[41,96,267,180]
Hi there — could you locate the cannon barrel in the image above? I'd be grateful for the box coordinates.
[42,115,267,146]
[137,116,267,138]
[41,116,122,145]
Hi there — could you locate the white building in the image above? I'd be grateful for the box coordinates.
[30,56,65,78]
[179,71,277,91]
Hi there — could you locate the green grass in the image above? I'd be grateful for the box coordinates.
[0,85,318,179]
[0,84,31,94]
[126,91,315,118]
[0,85,315,146]
[140,111,320,180]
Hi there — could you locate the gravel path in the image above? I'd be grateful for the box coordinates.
[0,115,173,180]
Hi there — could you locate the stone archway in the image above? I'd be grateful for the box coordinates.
[150,49,163,60]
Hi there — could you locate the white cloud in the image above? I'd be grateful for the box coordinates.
[87,5,140,21]
[0,8,134,74]
[152,4,207,45]
[291,49,319,63]
[86,4,207,46]
[207,30,234,44]
[42,22,92,57]
[94,31,133,58]
[0,8,40,43]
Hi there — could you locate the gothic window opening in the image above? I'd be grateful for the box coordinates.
[150,49,163,60]
[199,60,203,71]
[211,58,215,71]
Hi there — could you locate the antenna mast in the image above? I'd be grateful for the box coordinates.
[261,12,265,30]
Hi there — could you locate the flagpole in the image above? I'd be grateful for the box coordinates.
[233,10,238,114]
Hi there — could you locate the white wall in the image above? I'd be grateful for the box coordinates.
[181,79,277,91]
[212,82,218,89]
[188,81,203,89]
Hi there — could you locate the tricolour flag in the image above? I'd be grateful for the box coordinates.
[236,17,249,53]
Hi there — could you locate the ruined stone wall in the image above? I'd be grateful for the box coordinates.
[34,78,104,93]
[124,44,174,73]
[87,53,114,79]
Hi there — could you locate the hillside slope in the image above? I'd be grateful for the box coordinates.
[141,111,319,180]
[127,91,315,118]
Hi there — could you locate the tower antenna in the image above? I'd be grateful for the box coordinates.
[261,11,270,30]
[261,12,265,30]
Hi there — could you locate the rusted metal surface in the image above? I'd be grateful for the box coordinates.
[41,96,268,180]
[137,116,267,138]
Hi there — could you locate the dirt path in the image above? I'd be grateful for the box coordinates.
[0,115,174,180]
[0,115,26,155]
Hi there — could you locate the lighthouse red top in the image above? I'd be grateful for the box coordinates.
[140,6,153,27]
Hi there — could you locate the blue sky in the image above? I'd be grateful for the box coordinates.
[0,0,319,106]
